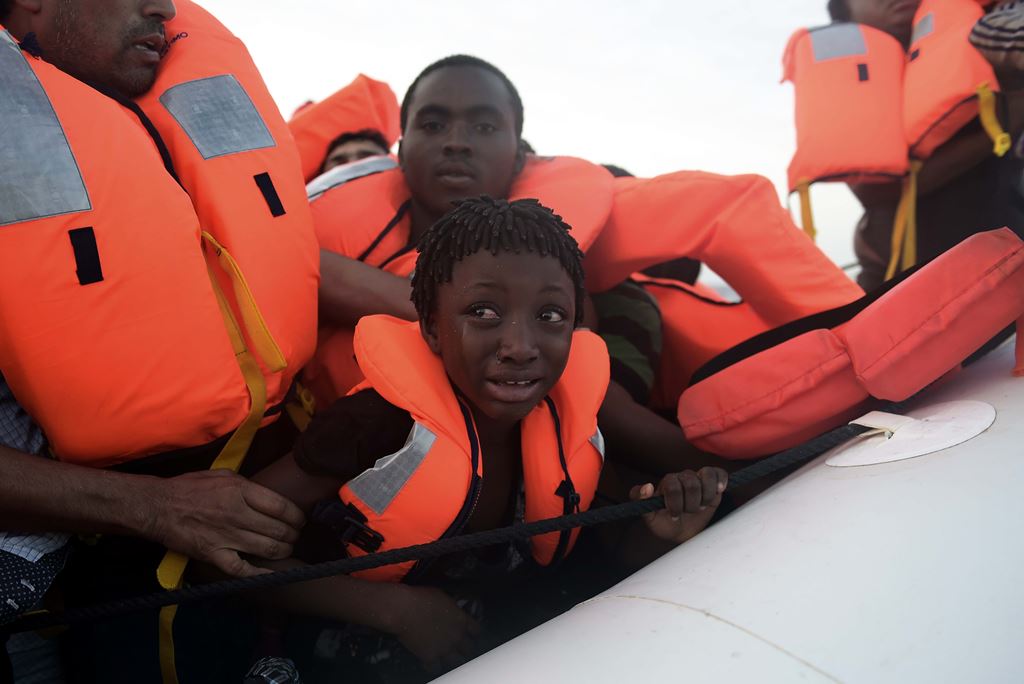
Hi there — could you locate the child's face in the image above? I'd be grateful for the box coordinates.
[422,249,576,426]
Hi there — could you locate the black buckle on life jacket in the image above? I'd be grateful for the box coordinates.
[311,501,384,554]
[555,480,581,512]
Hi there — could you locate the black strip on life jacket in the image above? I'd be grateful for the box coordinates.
[379,242,417,271]
[857,63,869,82]
[544,397,579,567]
[406,399,482,582]
[356,201,412,263]
[638,279,744,307]
[254,172,286,217]
[68,227,103,285]
[910,48,921,62]
[688,260,929,386]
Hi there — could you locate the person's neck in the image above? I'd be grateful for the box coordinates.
[409,200,442,244]
[470,407,520,453]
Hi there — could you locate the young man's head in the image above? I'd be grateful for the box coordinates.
[321,129,390,174]
[412,197,585,426]
[399,55,526,233]
[2,0,175,97]
[828,0,920,47]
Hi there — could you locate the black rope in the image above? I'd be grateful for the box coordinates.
[3,419,870,635]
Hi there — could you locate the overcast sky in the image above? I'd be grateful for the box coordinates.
[204,0,861,267]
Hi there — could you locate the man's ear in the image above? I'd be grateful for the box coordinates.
[513,141,527,175]
[419,315,442,355]
[397,138,405,169]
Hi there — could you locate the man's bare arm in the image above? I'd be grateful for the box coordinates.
[319,249,416,326]
[0,445,305,578]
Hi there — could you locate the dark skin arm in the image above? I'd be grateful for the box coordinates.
[0,445,305,578]
[318,249,416,327]
[598,382,730,474]
[250,452,481,672]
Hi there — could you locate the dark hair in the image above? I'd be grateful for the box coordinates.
[827,0,851,22]
[321,128,390,171]
[412,197,585,326]
[400,55,524,139]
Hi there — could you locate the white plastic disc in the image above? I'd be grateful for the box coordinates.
[825,400,997,468]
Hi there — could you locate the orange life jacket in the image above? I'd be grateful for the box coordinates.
[135,0,320,418]
[679,228,1024,459]
[904,0,1008,160]
[632,274,773,411]
[782,23,909,239]
[307,156,615,403]
[288,74,401,182]
[0,27,258,466]
[337,315,608,582]
[583,173,864,392]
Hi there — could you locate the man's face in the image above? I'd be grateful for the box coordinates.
[847,0,920,45]
[36,0,176,97]
[400,66,522,223]
[322,138,389,173]
[422,249,575,428]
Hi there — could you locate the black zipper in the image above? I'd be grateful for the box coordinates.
[405,399,482,582]
[544,397,579,566]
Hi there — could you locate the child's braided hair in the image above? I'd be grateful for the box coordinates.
[411,196,585,326]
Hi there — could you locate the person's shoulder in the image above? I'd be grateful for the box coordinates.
[294,388,414,479]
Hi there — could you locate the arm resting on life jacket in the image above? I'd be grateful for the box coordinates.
[319,249,416,327]
[0,445,304,578]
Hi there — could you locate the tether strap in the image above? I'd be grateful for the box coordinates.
[155,232,285,684]
[5,418,873,635]
[796,181,816,241]
[885,161,922,281]
[977,82,1012,158]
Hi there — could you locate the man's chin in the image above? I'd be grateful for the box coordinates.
[112,67,159,98]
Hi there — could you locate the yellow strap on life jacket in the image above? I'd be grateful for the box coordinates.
[885,161,922,281]
[796,180,817,241]
[201,232,288,373]
[977,82,1012,158]
[285,381,316,432]
[156,233,279,684]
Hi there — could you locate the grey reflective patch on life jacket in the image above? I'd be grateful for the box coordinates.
[306,155,397,202]
[159,74,275,159]
[589,428,606,462]
[346,422,436,516]
[911,13,934,45]
[0,30,90,227]
[810,23,867,62]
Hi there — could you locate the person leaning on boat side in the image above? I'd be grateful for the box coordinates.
[0,0,305,599]
[829,0,1024,289]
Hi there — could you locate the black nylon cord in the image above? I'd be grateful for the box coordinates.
[3,420,871,635]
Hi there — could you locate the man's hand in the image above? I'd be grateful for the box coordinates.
[631,467,727,545]
[143,469,305,578]
[390,585,481,673]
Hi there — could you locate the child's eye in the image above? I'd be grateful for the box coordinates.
[471,305,500,320]
[539,309,566,323]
